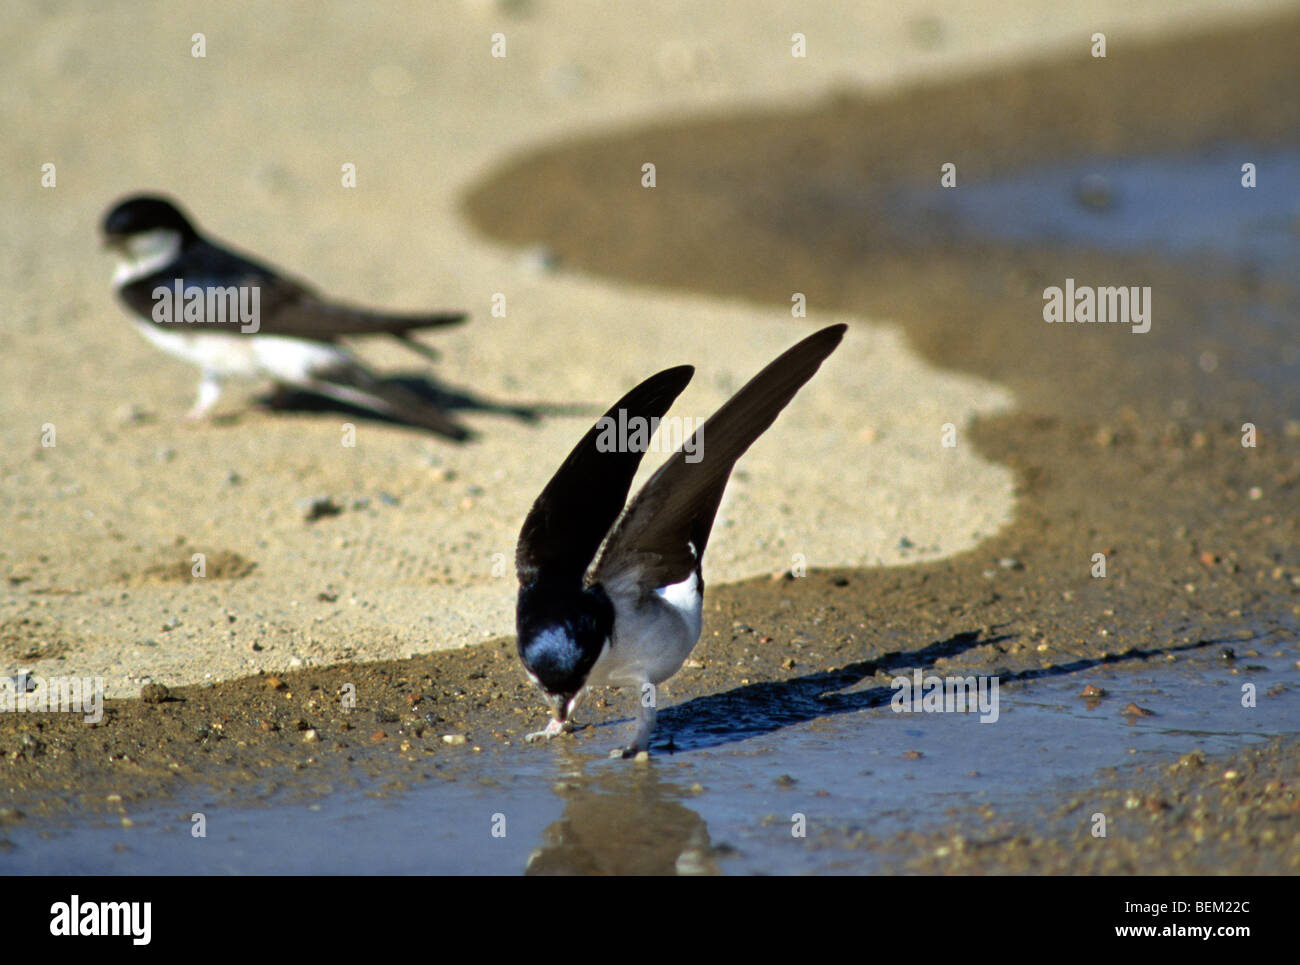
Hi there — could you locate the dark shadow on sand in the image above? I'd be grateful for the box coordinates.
[250,372,601,442]
[601,629,1238,753]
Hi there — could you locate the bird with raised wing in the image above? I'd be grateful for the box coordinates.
[515,324,847,755]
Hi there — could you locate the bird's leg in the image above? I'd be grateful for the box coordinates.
[565,687,588,720]
[185,372,223,421]
[613,682,657,758]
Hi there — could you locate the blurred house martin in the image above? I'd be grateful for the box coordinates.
[101,193,469,437]
[515,324,846,755]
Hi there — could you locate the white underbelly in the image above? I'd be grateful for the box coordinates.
[132,321,347,382]
[589,571,704,687]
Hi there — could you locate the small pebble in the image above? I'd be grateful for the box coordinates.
[116,403,151,425]
[1075,173,1117,210]
[140,682,170,704]
[520,246,561,273]
[298,496,343,523]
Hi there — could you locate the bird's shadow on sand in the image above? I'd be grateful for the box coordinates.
[592,628,1233,754]
[246,373,599,442]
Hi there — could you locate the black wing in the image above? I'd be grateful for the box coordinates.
[592,324,846,592]
[516,365,695,587]
[122,238,466,340]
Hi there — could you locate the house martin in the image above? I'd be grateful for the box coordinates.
[515,324,847,755]
[102,193,470,438]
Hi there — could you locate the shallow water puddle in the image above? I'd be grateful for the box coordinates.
[888,144,1300,400]
[5,641,1296,874]
[897,146,1300,279]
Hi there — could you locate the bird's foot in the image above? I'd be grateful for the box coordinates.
[610,745,650,760]
[611,730,652,759]
[611,701,655,758]
[524,718,575,743]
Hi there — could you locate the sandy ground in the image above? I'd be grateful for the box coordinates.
[4,0,1184,696]
[5,0,1290,697]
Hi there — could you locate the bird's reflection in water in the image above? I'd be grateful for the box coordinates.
[525,752,720,875]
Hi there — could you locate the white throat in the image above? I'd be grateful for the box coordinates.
[112,228,183,286]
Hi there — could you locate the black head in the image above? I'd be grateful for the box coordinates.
[516,581,613,717]
[102,194,199,243]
